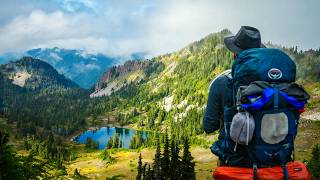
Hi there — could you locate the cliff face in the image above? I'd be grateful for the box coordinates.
[96,61,145,89]
[91,60,164,97]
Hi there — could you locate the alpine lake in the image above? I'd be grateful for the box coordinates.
[73,126,149,149]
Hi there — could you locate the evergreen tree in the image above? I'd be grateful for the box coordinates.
[153,138,161,180]
[170,137,180,180]
[47,132,57,159]
[91,113,97,127]
[144,164,153,180]
[136,153,142,180]
[73,168,87,179]
[180,138,195,180]
[0,130,45,179]
[161,131,170,178]
[85,137,99,150]
[130,135,137,149]
[107,137,113,149]
[142,163,147,179]
[112,133,120,148]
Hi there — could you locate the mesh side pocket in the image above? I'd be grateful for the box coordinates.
[261,112,288,144]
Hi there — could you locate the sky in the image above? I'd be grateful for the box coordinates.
[0,0,319,57]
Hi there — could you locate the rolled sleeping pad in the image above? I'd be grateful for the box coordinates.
[213,161,311,180]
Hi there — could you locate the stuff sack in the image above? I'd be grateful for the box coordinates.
[213,161,311,180]
[230,111,255,149]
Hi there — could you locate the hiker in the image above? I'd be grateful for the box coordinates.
[203,26,310,179]
[203,26,266,166]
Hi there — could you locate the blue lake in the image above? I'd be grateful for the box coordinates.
[74,127,148,149]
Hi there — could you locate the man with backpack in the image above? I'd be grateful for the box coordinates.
[203,26,310,179]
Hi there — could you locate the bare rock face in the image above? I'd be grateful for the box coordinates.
[9,71,32,87]
[94,60,162,93]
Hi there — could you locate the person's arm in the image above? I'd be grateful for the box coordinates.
[202,76,225,133]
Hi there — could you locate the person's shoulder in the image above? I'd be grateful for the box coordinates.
[208,69,231,92]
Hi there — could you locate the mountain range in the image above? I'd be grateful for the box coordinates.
[0,48,146,89]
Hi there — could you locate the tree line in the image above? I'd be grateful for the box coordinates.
[136,133,195,180]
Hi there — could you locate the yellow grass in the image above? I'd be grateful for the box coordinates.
[66,147,217,180]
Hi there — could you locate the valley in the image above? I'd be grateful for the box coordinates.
[0,30,319,179]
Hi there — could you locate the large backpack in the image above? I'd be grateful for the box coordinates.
[211,48,309,179]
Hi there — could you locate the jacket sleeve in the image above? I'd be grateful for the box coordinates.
[202,76,225,134]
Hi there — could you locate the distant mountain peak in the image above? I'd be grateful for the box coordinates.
[0,47,146,89]
[0,56,79,90]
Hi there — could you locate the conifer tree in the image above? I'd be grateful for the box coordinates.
[130,136,137,149]
[144,164,153,180]
[153,138,161,180]
[112,134,119,148]
[142,163,147,180]
[161,131,170,178]
[180,137,195,180]
[73,168,87,179]
[0,130,45,179]
[107,137,113,149]
[170,137,180,180]
[47,132,57,159]
[136,153,142,180]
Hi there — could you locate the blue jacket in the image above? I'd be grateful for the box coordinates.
[202,73,232,135]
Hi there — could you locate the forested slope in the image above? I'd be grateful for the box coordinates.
[91,29,320,141]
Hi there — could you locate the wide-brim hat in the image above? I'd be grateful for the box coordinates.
[224,26,266,54]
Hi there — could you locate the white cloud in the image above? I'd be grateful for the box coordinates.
[74,62,100,72]
[142,0,320,55]
[0,10,96,52]
[0,0,319,58]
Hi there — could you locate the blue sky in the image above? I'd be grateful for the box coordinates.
[0,0,319,57]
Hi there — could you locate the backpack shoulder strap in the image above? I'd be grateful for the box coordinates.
[208,69,232,92]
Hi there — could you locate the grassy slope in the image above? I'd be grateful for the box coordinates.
[295,119,320,161]
[66,146,217,180]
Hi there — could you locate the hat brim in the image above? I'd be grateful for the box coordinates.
[224,36,266,54]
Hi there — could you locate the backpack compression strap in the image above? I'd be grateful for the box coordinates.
[241,87,305,111]
[282,164,289,180]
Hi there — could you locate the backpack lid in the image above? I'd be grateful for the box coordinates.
[232,48,296,85]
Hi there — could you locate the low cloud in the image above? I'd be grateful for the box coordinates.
[74,62,100,73]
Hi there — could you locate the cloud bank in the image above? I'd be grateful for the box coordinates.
[0,0,319,57]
